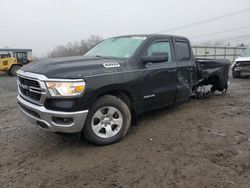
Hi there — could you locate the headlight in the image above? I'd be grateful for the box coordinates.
[45,81,86,97]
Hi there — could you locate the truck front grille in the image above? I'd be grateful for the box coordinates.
[237,61,250,70]
[18,77,42,101]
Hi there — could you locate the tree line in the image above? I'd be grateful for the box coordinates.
[47,35,103,58]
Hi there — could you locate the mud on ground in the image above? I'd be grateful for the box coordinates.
[0,74,249,188]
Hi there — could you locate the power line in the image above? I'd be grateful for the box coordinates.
[189,25,250,39]
[225,37,250,42]
[202,38,250,45]
[155,7,250,33]
[214,36,250,42]
[193,34,250,42]
[195,36,250,44]
[193,35,250,44]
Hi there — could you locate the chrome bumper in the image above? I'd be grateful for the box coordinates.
[17,95,88,133]
[234,67,250,72]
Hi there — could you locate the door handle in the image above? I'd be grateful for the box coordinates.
[167,69,177,73]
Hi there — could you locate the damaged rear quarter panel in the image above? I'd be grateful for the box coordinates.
[196,59,230,90]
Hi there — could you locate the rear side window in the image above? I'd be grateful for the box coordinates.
[175,41,191,61]
[146,41,172,63]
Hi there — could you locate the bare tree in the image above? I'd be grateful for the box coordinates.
[87,35,103,49]
[47,35,103,58]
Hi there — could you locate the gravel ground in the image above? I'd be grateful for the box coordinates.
[0,73,249,188]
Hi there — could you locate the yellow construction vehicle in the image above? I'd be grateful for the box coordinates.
[0,49,32,76]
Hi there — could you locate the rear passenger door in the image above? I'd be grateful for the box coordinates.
[140,39,177,111]
[173,39,196,102]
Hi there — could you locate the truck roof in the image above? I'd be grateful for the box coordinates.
[111,34,189,40]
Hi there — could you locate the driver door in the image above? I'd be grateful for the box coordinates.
[140,39,177,111]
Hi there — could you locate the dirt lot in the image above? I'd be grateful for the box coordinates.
[0,73,249,188]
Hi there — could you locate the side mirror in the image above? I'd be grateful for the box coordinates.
[142,52,168,63]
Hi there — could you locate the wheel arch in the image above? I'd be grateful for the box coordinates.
[9,63,22,70]
[7,63,22,76]
[208,75,220,85]
[207,74,226,91]
[94,87,137,125]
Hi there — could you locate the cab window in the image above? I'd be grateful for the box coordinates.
[175,41,191,61]
[17,53,27,59]
[146,41,172,63]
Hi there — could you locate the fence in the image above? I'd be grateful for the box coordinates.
[192,46,246,62]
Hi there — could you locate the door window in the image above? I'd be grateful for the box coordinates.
[17,53,27,59]
[175,41,191,61]
[146,41,172,63]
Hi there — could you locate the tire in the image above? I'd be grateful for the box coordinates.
[83,95,131,145]
[8,65,21,76]
[211,86,217,93]
[232,71,240,78]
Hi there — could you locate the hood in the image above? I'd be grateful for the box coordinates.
[235,57,250,62]
[21,56,126,79]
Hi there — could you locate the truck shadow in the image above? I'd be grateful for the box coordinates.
[0,72,17,77]
[55,91,228,147]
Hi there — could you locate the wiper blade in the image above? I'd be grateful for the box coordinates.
[95,55,110,59]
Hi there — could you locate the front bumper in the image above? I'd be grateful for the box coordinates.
[17,95,88,133]
[234,67,250,76]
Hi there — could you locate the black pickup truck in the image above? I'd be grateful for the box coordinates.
[17,34,230,145]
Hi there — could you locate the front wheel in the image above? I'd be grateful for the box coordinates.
[8,65,21,76]
[83,95,131,145]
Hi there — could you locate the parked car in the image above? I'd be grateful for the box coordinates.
[17,34,230,145]
[232,47,250,78]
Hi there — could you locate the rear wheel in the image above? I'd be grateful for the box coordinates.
[232,71,240,78]
[83,95,131,145]
[8,65,21,76]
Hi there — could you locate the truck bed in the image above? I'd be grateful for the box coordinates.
[195,58,230,91]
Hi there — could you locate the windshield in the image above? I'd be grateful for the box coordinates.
[242,48,250,57]
[84,36,146,58]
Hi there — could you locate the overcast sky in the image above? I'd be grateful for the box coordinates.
[1,0,250,56]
